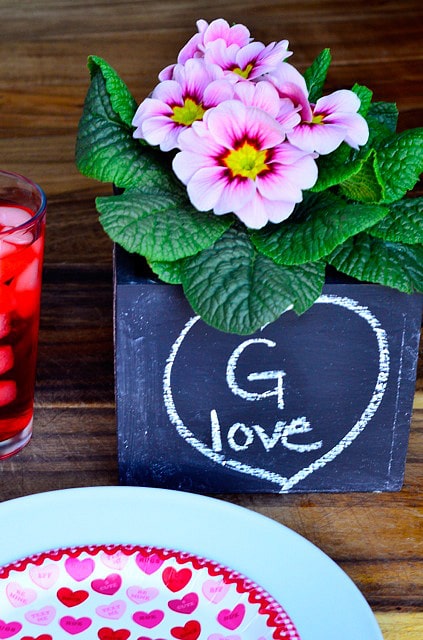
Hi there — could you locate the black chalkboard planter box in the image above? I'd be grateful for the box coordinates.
[114,245,423,494]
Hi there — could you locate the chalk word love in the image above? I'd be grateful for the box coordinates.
[163,295,390,492]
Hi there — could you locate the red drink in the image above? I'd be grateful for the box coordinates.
[0,171,46,458]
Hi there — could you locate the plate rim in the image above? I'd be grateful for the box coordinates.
[0,485,383,640]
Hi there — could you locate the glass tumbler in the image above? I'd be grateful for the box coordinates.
[0,169,47,458]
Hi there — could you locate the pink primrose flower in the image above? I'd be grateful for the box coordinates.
[269,67,369,154]
[287,89,369,154]
[132,59,234,151]
[172,100,318,229]
[159,19,251,81]
[233,80,301,132]
[204,39,292,81]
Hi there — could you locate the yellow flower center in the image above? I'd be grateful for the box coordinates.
[311,113,325,125]
[223,141,268,180]
[232,63,254,79]
[171,98,206,126]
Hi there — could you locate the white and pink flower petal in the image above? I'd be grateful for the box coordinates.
[213,176,256,215]
[186,167,229,211]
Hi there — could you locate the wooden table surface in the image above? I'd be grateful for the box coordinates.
[0,1,422,637]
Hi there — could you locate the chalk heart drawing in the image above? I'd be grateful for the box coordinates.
[163,295,390,492]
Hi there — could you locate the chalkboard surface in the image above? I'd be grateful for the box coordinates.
[114,246,423,493]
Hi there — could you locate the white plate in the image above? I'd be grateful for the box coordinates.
[0,486,382,640]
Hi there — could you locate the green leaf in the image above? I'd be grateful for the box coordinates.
[375,128,423,203]
[251,191,388,265]
[351,83,373,116]
[148,258,185,284]
[328,234,423,293]
[181,227,326,335]
[303,48,331,103]
[87,55,138,128]
[312,143,371,192]
[76,62,176,191]
[367,101,398,132]
[339,150,384,202]
[96,188,233,262]
[368,197,423,243]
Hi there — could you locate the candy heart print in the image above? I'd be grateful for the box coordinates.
[91,574,122,596]
[29,564,60,590]
[100,551,129,571]
[135,551,164,575]
[6,582,37,607]
[96,600,127,620]
[168,593,199,614]
[59,616,92,635]
[97,628,131,640]
[57,587,89,607]
[127,586,159,604]
[0,620,22,639]
[217,604,245,631]
[132,610,165,629]
[24,607,56,626]
[65,557,95,582]
[202,580,230,604]
[171,621,201,640]
[162,567,192,592]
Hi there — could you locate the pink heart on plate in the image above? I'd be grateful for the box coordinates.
[100,550,129,571]
[95,600,127,620]
[133,610,165,629]
[217,604,246,630]
[91,573,122,596]
[24,606,56,626]
[208,635,241,640]
[6,582,37,608]
[202,580,230,604]
[168,592,199,615]
[64,557,95,582]
[127,586,159,604]
[29,563,60,590]
[0,620,22,639]
[135,551,164,575]
[59,616,92,635]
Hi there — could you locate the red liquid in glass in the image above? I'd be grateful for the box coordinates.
[0,203,45,451]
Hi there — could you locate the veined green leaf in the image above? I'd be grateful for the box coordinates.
[251,191,388,265]
[303,48,331,103]
[181,226,326,335]
[339,150,384,202]
[76,63,176,191]
[375,128,423,203]
[87,55,138,128]
[367,101,398,132]
[328,234,423,293]
[368,198,423,244]
[352,83,373,116]
[96,188,233,262]
[148,258,185,284]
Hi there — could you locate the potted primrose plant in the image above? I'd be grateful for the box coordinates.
[76,19,423,494]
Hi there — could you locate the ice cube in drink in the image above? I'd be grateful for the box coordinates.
[0,201,46,457]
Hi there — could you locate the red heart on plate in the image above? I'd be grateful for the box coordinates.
[171,620,201,640]
[97,628,131,640]
[91,573,122,596]
[21,636,52,640]
[162,567,192,592]
[57,587,89,607]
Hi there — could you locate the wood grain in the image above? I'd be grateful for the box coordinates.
[0,1,422,636]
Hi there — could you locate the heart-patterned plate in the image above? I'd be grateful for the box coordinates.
[0,544,299,640]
